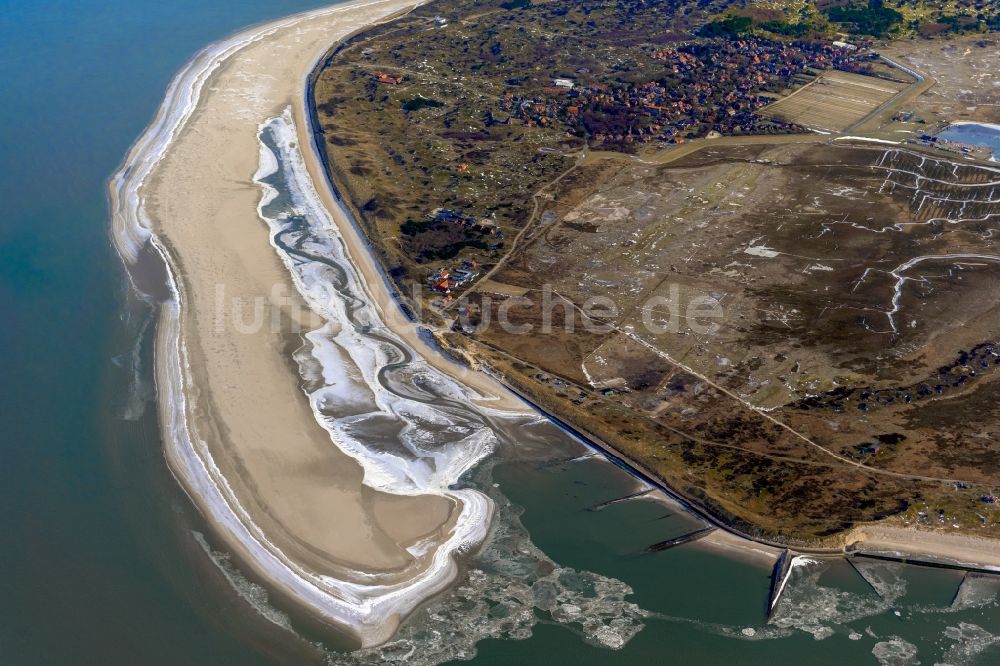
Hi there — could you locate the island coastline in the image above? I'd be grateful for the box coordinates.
[107,0,1000,652]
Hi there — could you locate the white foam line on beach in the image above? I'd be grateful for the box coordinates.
[259,107,505,495]
[105,0,512,648]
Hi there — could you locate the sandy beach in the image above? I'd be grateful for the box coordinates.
[108,0,532,648]
[847,526,1000,571]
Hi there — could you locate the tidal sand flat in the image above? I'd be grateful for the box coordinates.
[108,0,532,647]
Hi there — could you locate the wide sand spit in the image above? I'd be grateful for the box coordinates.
[108,0,531,648]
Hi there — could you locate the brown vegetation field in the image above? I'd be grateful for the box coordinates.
[449,141,1000,542]
[311,0,1000,544]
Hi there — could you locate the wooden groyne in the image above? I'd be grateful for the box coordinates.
[846,556,884,597]
[538,451,599,470]
[950,572,972,607]
[850,551,1000,577]
[767,549,794,621]
[949,572,998,608]
[589,488,655,512]
[644,526,716,553]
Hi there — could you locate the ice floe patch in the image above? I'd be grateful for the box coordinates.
[950,574,1000,611]
[939,622,1000,665]
[770,559,906,640]
[193,531,294,632]
[872,636,919,665]
[331,466,648,665]
[851,559,910,601]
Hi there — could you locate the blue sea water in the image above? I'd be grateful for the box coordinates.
[1,2,999,664]
[0,2,331,664]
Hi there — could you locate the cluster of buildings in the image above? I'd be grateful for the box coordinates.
[498,37,875,144]
[429,259,480,298]
[370,70,403,85]
[799,342,999,415]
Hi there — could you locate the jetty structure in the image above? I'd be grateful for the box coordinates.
[644,527,717,554]
[766,549,795,621]
[848,549,1000,576]
[588,489,655,512]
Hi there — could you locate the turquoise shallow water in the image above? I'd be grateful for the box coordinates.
[1,2,999,664]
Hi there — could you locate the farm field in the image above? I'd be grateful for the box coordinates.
[761,70,908,132]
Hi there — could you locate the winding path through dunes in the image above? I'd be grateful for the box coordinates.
[109,0,529,648]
